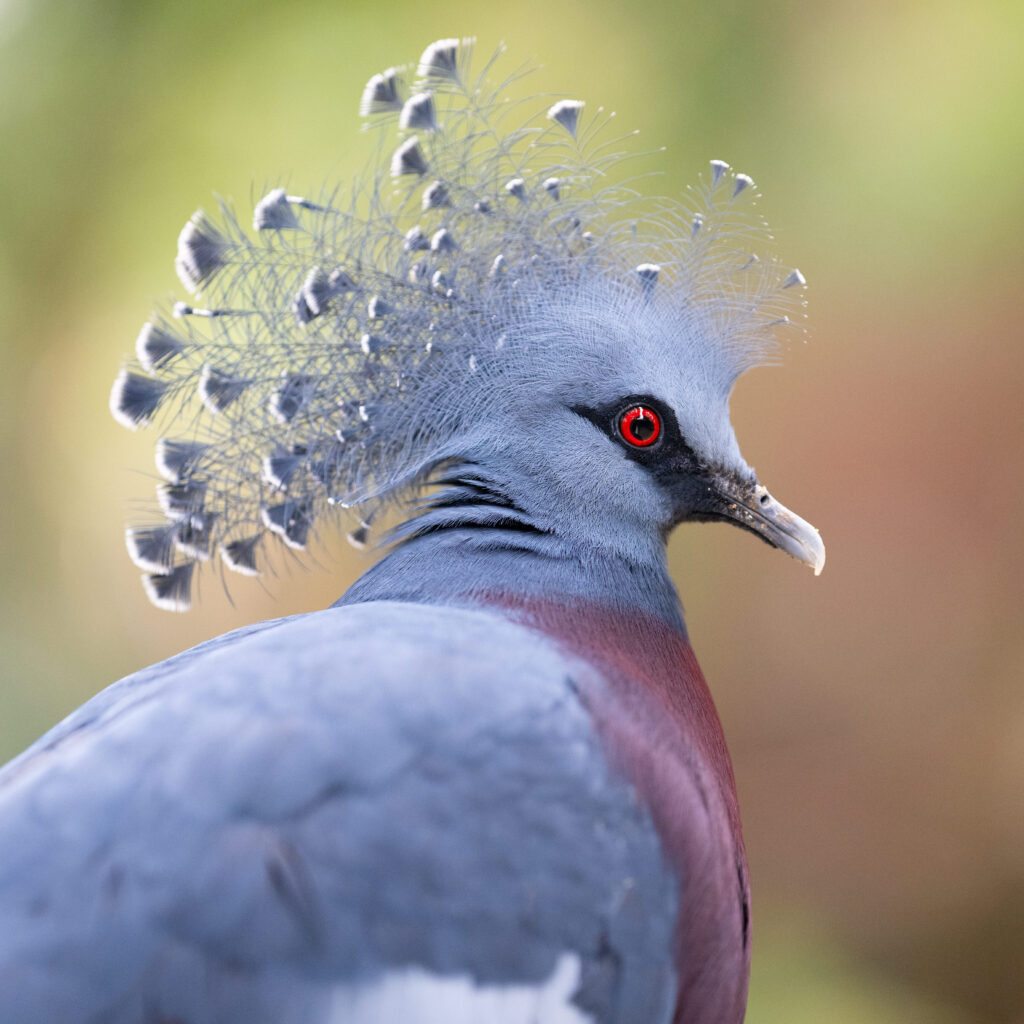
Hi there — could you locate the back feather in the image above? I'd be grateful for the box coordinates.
[111,37,806,611]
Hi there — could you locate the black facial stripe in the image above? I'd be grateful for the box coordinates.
[570,395,702,474]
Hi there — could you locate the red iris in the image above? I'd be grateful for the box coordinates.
[618,405,661,447]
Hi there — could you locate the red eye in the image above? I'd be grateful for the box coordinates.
[618,405,661,447]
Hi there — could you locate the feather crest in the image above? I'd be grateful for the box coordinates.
[112,38,806,609]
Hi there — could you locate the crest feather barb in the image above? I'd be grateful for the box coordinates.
[112,37,807,611]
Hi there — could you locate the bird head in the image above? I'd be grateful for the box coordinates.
[110,38,823,611]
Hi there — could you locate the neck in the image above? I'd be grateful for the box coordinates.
[337,521,687,635]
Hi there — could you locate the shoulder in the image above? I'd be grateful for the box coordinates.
[1,603,583,780]
[0,602,616,885]
[0,601,679,1020]
[0,600,682,1022]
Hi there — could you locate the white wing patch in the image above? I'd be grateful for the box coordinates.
[327,952,592,1024]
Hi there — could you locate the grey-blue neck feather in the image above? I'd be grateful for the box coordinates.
[337,521,687,635]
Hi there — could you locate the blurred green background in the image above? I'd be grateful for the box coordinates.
[1,0,1022,1020]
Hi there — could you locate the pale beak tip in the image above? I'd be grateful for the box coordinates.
[807,528,826,576]
[813,547,826,576]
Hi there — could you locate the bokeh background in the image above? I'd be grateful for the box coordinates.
[1,0,1022,1020]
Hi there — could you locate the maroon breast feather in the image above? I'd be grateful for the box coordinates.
[497,595,751,1024]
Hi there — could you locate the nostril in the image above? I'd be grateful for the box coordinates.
[758,491,770,507]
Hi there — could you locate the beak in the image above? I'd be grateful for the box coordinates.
[704,478,826,575]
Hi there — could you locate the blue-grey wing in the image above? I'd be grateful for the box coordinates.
[0,603,678,1024]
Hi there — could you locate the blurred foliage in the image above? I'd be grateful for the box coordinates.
[0,0,1021,1020]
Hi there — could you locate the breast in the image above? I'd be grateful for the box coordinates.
[501,597,751,1024]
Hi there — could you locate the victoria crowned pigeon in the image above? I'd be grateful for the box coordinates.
[0,38,824,1024]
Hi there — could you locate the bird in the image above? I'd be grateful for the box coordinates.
[0,37,824,1024]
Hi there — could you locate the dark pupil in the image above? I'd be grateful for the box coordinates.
[629,414,655,441]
